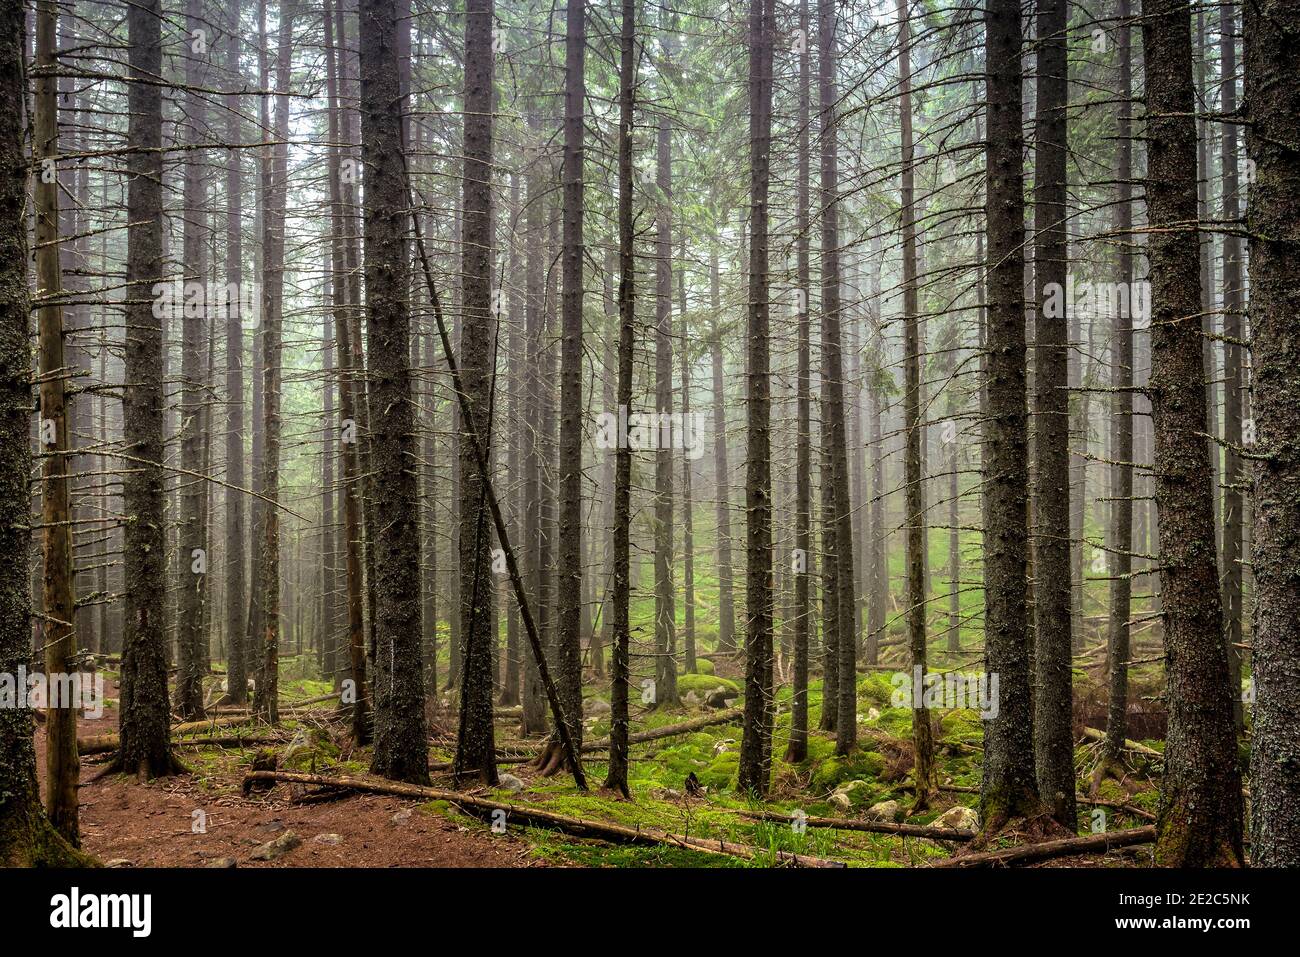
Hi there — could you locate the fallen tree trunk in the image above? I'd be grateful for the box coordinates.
[737,809,975,841]
[1081,726,1163,759]
[934,825,1156,868]
[77,715,258,755]
[241,769,844,868]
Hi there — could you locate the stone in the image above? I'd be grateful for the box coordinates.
[828,792,852,812]
[497,773,526,793]
[313,833,345,845]
[204,857,238,868]
[865,800,902,823]
[250,831,300,861]
[935,805,979,830]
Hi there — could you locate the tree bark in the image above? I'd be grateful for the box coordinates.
[0,0,88,863]
[358,0,428,784]
[1243,0,1300,867]
[1143,0,1243,867]
[604,0,636,799]
[896,0,932,802]
[979,0,1041,833]
[33,0,79,843]
[453,0,499,788]
[1030,0,1075,829]
[737,0,776,798]
[117,0,179,781]
[556,0,586,753]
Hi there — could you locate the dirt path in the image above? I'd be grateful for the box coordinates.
[35,702,546,869]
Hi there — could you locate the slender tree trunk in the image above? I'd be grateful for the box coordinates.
[604,0,636,799]
[34,0,79,841]
[453,0,499,788]
[896,0,931,800]
[325,0,370,742]
[175,0,209,722]
[1101,0,1135,771]
[1219,0,1245,732]
[784,0,812,765]
[821,0,856,756]
[679,244,696,675]
[252,0,296,725]
[555,0,586,754]
[653,57,679,708]
[224,0,248,705]
[737,0,775,798]
[979,0,1040,833]
[1030,0,1075,829]
[118,0,178,780]
[709,243,736,655]
[521,109,548,737]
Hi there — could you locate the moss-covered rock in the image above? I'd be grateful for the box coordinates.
[677,673,740,695]
[809,749,886,794]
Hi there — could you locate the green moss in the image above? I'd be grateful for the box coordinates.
[808,748,886,794]
[677,673,740,695]
[858,672,898,708]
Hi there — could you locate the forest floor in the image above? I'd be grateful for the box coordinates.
[36,654,1168,868]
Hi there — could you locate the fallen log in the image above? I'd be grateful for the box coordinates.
[77,715,258,755]
[933,825,1156,868]
[737,809,975,842]
[1082,727,1163,759]
[242,769,844,868]
[1074,794,1156,822]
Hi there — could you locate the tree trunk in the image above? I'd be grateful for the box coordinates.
[653,53,679,708]
[784,0,812,765]
[252,0,296,726]
[175,0,209,722]
[979,0,1040,832]
[604,0,636,798]
[1030,0,1075,829]
[33,0,79,842]
[1101,0,1135,769]
[1143,0,1244,867]
[453,0,499,788]
[896,0,931,801]
[1243,0,1300,867]
[358,0,428,784]
[821,0,856,756]
[224,0,249,705]
[555,0,586,753]
[0,0,88,862]
[737,0,775,798]
[1218,0,1245,732]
